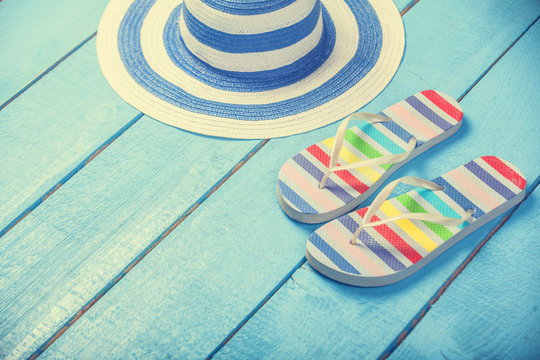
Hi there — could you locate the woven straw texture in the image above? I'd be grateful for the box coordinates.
[97,0,405,138]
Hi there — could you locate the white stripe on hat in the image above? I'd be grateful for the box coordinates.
[97,0,405,138]
[184,0,318,35]
[140,0,358,103]
[179,8,324,72]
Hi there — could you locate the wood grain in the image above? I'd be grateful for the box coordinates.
[38,0,540,359]
[0,40,140,238]
[389,187,540,359]
[388,21,540,360]
[0,0,108,107]
[214,17,540,360]
[0,0,413,357]
[0,118,259,359]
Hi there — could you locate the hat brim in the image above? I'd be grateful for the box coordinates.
[97,0,405,139]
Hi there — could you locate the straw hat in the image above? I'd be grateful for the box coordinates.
[97,0,405,139]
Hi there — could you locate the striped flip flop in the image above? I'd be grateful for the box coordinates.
[306,156,527,287]
[277,90,463,223]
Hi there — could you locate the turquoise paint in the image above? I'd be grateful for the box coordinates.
[0,117,258,359]
[34,0,540,359]
[217,17,540,359]
[390,186,540,359]
[389,21,540,360]
[0,0,109,106]
[214,17,540,359]
[0,39,141,237]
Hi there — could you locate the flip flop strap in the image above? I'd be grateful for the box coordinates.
[351,176,474,244]
[320,112,417,189]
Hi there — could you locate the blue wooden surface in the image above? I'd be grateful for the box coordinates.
[389,22,540,360]
[0,0,539,358]
[390,186,540,360]
[0,0,109,107]
[37,0,540,358]
[0,39,140,238]
[0,118,258,359]
[212,19,540,359]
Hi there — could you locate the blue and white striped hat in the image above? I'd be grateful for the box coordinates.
[97,0,405,139]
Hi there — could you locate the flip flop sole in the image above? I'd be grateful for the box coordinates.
[277,90,464,223]
[306,156,527,286]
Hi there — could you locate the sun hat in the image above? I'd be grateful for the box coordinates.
[97,0,405,139]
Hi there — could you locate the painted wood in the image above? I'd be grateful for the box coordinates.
[0,117,259,359]
[0,0,413,357]
[0,39,140,237]
[393,0,415,13]
[389,186,540,360]
[0,0,109,107]
[39,0,540,358]
[389,23,540,360]
[213,18,540,359]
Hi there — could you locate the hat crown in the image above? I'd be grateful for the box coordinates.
[180,0,325,76]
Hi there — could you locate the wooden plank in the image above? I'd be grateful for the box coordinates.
[0,1,413,357]
[213,18,540,360]
[0,0,412,239]
[393,0,415,13]
[1,0,413,357]
[38,1,540,359]
[0,116,259,359]
[388,22,540,360]
[389,186,540,359]
[0,0,109,108]
[213,18,540,359]
[0,39,140,237]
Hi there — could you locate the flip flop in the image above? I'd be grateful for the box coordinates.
[277,90,463,223]
[305,156,527,287]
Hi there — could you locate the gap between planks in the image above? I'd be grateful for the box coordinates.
[0,113,143,240]
[206,257,308,360]
[400,0,420,16]
[2,0,425,355]
[0,0,422,240]
[457,16,540,103]
[380,175,540,360]
[379,17,540,359]
[0,32,97,112]
[28,139,269,359]
[204,16,540,358]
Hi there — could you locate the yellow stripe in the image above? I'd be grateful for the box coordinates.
[379,201,439,252]
[322,138,383,184]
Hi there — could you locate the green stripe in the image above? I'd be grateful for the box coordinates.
[344,130,393,171]
[359,123,406,154]
[396,194,454,241]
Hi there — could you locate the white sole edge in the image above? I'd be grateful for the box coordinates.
[278,119,463,224]
[306,187,526,287]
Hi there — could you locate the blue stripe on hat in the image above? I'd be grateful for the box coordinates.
[200,0,297,15]
[182,1,321,53]
[118,0,382,120]
[167,3,333,90]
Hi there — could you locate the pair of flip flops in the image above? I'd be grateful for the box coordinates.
[277,90,527,286]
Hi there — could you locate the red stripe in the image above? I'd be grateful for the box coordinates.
[356,208,423,263]
[421,90,463,121]
[305,144,369,194]
[482,156,526,190]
